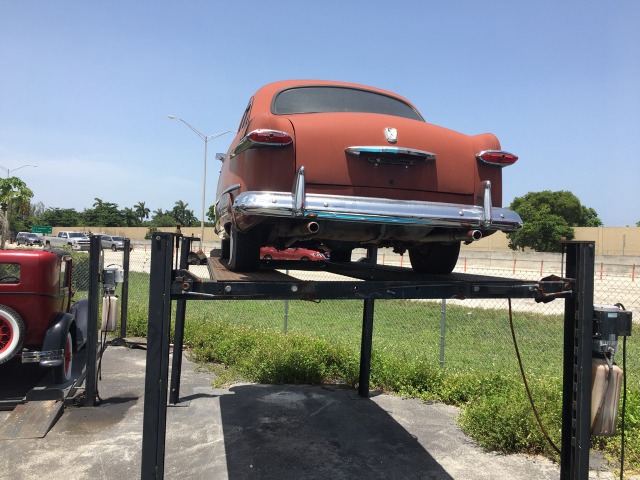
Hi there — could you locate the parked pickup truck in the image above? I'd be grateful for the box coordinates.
[43,231,90,251]
[0,249,88,384]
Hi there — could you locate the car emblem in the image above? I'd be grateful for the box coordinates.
[384,127,398,144]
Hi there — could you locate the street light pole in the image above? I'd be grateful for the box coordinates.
[168,115,234,252]
[0,164,37,178]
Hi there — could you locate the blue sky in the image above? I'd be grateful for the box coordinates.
[1,1,638,226]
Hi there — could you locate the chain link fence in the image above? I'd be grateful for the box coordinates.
[71,242,639,388]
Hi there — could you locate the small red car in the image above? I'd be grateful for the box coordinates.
[0,249,88,384]
[214,80,522,273]
[260,246,328,262]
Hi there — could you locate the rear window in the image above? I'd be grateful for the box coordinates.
[273,86,423,121]
[0,263,20,284]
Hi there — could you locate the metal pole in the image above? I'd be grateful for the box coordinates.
[85,235,101,406]
[358,246,378,398]
[119,238,131,339]
[283,269,290,334]
[141,233,174,480]
[169,236,191,404]
[440,299,446,369]
[560,241,594,480]
[200,138,207,252]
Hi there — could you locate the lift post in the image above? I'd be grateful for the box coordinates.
[85,235,102,407]
[561,241,595,480]
[140,233,594,480]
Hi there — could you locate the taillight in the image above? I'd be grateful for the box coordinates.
[476,150,518,167]
[231,129,293,157]
[247,129,292,145]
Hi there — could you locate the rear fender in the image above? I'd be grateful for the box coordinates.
[70,299,89,349]
[42,312,75,355]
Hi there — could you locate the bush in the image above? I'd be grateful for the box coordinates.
[185,318,359,386]
[70,251,90,291]
[459,376,563,458]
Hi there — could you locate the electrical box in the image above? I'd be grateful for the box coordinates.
[592,304,632,355]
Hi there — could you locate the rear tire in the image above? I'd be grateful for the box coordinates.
[0,306,25,365]
[220,238,230,259]
[111,244,117,252]
[53,331,73,384]
[330,249,352,262]
[409,242,460,274]
[228,227,260,272]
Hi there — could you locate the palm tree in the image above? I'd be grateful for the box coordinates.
[0,177,34,248]
[123,207,139,227]
[134,201,150,224]
[172,200,197,226]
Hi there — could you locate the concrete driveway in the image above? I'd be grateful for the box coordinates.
[0,343,619,480]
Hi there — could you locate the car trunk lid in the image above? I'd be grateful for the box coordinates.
[288,113,479,198]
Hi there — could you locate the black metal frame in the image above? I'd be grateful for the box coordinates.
[140,233,595,480]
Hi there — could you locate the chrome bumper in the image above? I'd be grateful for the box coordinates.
[232,167,522,232]
[21,349,64,367]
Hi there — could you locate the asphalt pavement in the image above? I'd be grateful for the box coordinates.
[0,343,625,480]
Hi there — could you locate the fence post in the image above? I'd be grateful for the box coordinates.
[283,269,289,334]
[439,299,446,369]
[600,262,603,280]
[119,238,131,339]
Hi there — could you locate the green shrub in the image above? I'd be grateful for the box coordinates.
[70,251,90,291]
[459,376,563,458]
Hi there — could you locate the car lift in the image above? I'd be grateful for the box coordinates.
[140,233,595,480]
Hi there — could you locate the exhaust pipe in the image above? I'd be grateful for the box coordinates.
[289,221,320,236]
[422,230,483,244]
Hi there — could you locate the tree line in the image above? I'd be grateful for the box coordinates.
[0,176,211,243]
[27,198,205,230]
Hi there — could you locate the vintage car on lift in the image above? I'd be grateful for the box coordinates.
[0,249,88,384]
[214,80,522,273]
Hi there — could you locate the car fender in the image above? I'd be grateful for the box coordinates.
[42,312,76,355]
[70,299,89,349]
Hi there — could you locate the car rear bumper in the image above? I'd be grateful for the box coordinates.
[231,173,522,232]
[21,349,64,367]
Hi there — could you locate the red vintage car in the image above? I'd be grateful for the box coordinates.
[260,246,328,262]
[214,80,522,273]
[0,249,87,384]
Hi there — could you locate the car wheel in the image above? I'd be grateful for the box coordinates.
[53,331,73,384]
[228,227,260,272]
[408,242,461,274]
[0,305,25,365]
[300,256,310,262]
[220,238,230,259]
[263,255,273,261]
[330,249,352,262]
[111,244,117,252]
